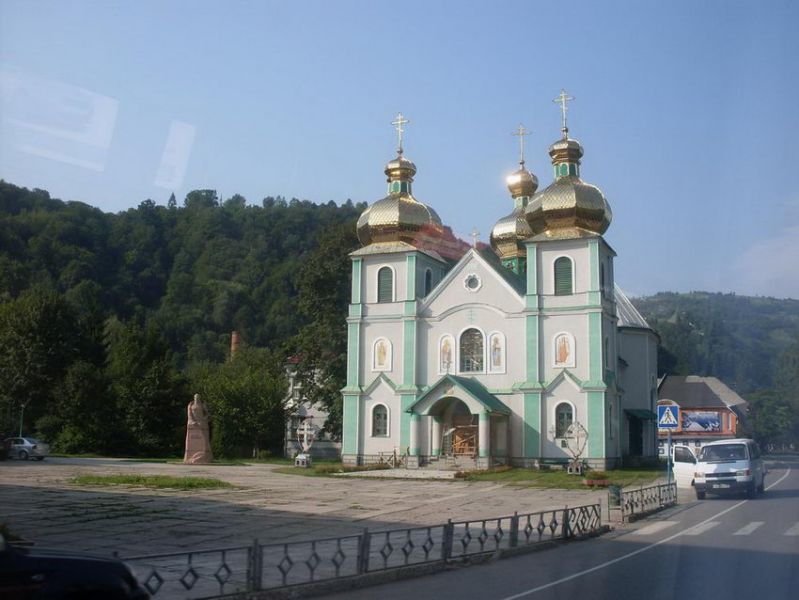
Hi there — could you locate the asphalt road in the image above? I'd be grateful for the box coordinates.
[321,455,799,600]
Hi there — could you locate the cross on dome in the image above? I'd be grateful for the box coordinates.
[470,227,480,248]
[391,112,410,155]
[553,89,575,138]
[511,123,530,167]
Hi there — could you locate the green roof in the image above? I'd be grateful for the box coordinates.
[475,248,526,295]
[407,374,510,415]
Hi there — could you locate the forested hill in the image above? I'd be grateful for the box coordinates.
[632,292,799,394]
[1,180,797,454]
[0,180,363,455]
[0,180,363,362]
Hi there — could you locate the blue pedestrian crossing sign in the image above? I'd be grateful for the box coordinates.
[657,405,680,429]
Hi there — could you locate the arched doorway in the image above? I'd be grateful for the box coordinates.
[435,398,477,457]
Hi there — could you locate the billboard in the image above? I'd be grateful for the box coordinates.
[681,410,721,432]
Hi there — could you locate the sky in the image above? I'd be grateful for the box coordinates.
[1,0,798,299]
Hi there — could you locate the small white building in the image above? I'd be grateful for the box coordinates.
[341,110,658,470]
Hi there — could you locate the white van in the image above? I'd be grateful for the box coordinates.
[671,438,766,499]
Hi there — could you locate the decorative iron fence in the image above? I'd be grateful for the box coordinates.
[617,482,677,522]
[121,503,601,598]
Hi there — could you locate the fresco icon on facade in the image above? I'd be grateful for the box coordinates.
[553,332,575,368]
[373,338,392,371]
[489,332,505,372]
[439,335,454,374]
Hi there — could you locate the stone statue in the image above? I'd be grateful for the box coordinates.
[184,393,213,464]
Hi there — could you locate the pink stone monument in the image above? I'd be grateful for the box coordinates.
[184,393,213,464]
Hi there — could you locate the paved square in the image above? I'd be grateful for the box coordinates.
[0,457,612,556]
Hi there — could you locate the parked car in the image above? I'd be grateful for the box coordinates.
[0,534,149,600]
[3,438,50,461]
[671,438,766,499]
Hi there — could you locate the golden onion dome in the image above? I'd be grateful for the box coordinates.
[356,153,443,247]
[490,165,538,261]
[524,136,612,239]
[506,167,538,199]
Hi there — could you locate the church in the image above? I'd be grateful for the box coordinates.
[341,95,658,470]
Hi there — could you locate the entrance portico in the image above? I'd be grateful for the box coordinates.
[406,375,510,468]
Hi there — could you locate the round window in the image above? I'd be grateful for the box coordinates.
[463,273,481,292]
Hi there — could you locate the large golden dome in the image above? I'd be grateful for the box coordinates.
[356,153,443,247]
[490,165,538,261]
[525,136,612,239]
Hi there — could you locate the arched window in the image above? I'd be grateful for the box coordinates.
[554,257,573,295]
[555,403,573,438]
[459,328,484,372]
[372,404,388,437]
[424,269,433,296]
[377,266,393,303]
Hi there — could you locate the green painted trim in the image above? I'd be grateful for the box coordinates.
[587,391,605,457]
[525,314,540,383]
[479,412,489,457]
[406,254,417,299]
[486,389,517,394]
[589,239,599,292]
[351,258,362,304]
[400,394,416,450]
[403,319,416,385]
[523,392,542,458]
[342,394,359,454]
[403,301,416,316]
[526,243,538,295]
[589,312,603,383]
[587,291,601,305]
[362,373,399,394]
[530,304,603,313]
[348,304,363,318]
[346,322,361,387]
[513,381,545,391]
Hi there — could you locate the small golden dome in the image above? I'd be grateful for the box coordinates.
[384,155,417,182]
[506,167,539,199]
[490,209,533,259]
[357,154,443,247]
[525,136,612,238]
[491,164,538,260]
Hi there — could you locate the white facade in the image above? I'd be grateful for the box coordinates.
[342,238,658,469]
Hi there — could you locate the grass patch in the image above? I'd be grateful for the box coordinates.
[71,474,233,490]
[273,462,392,477]
[455,466,664,489]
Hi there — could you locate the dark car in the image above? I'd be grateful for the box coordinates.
[0,534,149,600]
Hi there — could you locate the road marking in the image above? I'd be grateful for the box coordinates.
[733,522,764,536]
[632,521,680,535]
[499,467,792,600]
[683,521,720,536]
[785,523,799,536]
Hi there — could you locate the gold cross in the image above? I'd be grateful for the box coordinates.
[511,123,530,167]
[391,112,410,155]
[553,89,575,137]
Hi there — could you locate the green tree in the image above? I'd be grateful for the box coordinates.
[190,346,287,457]
[0,288,78,436]
[104,318,186,455]
[745,390,794,448]
[293,222,359,439]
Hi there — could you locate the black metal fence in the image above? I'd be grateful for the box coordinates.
[122,503,602,598]
[615,482,677,522]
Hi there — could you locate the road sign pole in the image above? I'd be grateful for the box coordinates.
[667,429,672,486]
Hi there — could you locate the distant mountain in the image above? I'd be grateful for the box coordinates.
[632,292,799,394]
